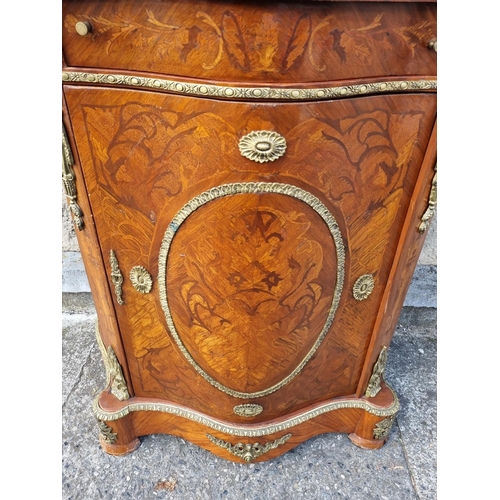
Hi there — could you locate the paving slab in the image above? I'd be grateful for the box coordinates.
[62,313,436,500]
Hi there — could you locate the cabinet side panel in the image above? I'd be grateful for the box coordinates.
[62,94,134,396]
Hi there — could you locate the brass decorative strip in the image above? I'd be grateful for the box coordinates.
[109,250,125,305]
[62,71,436,101]
[92,386,400,436]
[373,415,396,441]
[97,420,118,444]
[95,321,130,401]
[365,346,388,398]
[62,123,84,231]
[418,165,437,233]
[206,433,292,462]
[158,182,345,399]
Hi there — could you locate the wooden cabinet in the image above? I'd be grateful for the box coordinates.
[62,0,437,462]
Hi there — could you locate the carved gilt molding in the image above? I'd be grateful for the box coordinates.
[158,182,345,399]
[62,124,84,231]
[109,250,125,305]
[365,346,388,398]
[95,321,130,401]
[92,385,400,436]
[206,433,292,462]
[63,72,436,101]
[419,165,437,233]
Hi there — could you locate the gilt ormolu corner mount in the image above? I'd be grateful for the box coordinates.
[62,0,437,462]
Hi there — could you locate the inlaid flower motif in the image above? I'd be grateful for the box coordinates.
[353,274,375,301]
[130,266,153,294]
[238,130,287,163]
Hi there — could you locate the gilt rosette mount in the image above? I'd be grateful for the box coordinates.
[353,274,375,301]
[130,266,153,294]
[238,131,287,163]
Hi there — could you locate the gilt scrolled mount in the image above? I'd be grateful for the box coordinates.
[373,416,395,441]
[206,433,292,462]
[97,421,118,444]
[62,124,84,231]
[419,165,437,234]
[109,250,124,305]
[365,347,389,398]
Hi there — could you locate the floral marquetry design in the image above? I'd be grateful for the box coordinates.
[63,6,436,81]
[158,182,345,399]
[238,131,287,163]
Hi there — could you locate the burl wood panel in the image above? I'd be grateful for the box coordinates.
[63,85,436,423]
[62,0,436,84]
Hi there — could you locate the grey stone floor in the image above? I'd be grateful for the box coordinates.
[62,309,436,500]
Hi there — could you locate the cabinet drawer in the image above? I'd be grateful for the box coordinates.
[62,0,437,84]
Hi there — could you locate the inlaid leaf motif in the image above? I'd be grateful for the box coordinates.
[180,25,203,62]
[83,103,238,213]
[339,32,372,65]
[255,13,279,71]
[281,14,312,72]
[221,11,250,71]
[286,109,413,216]
[63,12,180,54]
[330,29,347,64]
[145,9,179,29]
[393,20,436,56]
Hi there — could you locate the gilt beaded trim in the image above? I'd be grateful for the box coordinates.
[62,71,436,101]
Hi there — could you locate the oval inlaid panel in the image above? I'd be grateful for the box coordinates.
[158,183,344,398]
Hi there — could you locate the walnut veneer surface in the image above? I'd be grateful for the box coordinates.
[62,0,437,462]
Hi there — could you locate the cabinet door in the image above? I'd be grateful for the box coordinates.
[63,86,436,421]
